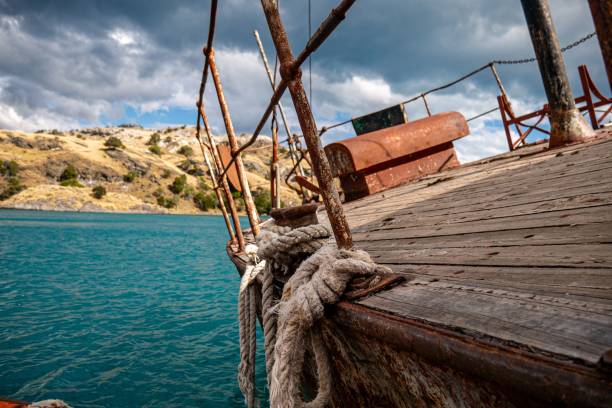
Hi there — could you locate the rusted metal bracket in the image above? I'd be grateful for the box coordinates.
[294,175,320,195]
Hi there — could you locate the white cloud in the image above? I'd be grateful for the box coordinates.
[109,29,137,46]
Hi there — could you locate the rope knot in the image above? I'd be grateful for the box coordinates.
[237,221,392,408]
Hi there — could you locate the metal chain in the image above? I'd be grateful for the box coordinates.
[493,31,596,65]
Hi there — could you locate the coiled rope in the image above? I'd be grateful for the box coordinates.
[237,222,391,408]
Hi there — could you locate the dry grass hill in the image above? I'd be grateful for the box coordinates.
[0,125,306,215]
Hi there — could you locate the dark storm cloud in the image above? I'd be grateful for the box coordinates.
[0,0,606,160]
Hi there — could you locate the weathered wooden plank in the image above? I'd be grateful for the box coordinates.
[349,175,612,221]
[377,263,612,302]
[358,283,612,364]
[351,189,612,231]
[356,206,612,241]
[355,222,612,249]
[367,243,612,268]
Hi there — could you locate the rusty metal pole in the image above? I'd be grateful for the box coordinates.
[270,115,281,209]
[261,0,353,249]
[421,94,432,117]
[253,30,308,186]
[207,47,261,236]
[195,129,236,244]
[520,0,595,148]
[198,102,246,251]
[490,63,526,146]
[588,0,612,92]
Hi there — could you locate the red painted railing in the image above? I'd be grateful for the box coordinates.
[498,65,611,151]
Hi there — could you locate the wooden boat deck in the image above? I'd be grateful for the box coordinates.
[317,128,612,367]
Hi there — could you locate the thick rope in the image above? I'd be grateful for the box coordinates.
[237,222,390,408]
[238,244,266,408]
[261,263,277,385]
[269,245,390,408]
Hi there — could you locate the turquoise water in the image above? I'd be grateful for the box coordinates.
[0,210,266,407]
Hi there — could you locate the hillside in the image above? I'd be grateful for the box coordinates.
[0,125,306,215]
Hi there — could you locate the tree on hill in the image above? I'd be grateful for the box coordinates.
[193,190,218,211]
[0,160,19,177]
[104,136,124,150]
[59,164,78,181]
[59,164,83,187]
[92,185,107,199]
[177,145,194,157]
[149,144,162,156]
[168,174,187,194]
[0,177,25,200]
[147,133,161,146]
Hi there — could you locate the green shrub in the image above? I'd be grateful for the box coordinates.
[164,136,172,143]
[231,190,245,211]
[92,185,107,199]
[148,144,162,156]
[161,169,172,178]
[123,171,138,183]
[0,160,19,177]
[253,187,272,215]
[156,195,178,209]
[193,191,218,211]
[182,185,195,199]
[198,178,211,191]
[59,164,78,181]
[104,136,124,150]
[169,174,187,194]
[177,145,194,157]
[147,133,161,146]
[0,177,25,200]
[60,178,83,187]
[178,159,195,173]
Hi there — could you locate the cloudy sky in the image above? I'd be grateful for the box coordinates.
[0,0,607,162]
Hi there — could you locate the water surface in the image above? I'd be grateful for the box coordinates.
[0,210,265,407]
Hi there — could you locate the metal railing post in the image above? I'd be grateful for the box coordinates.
[207,47,261,236]
[195,129,236,245]
[253,30,308,193]
[490,63,526,146]
[520,0,595,147]
[587,0,612,92]
[260,0,353,249]
[198,102,246,251]
[270,115,281,209]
